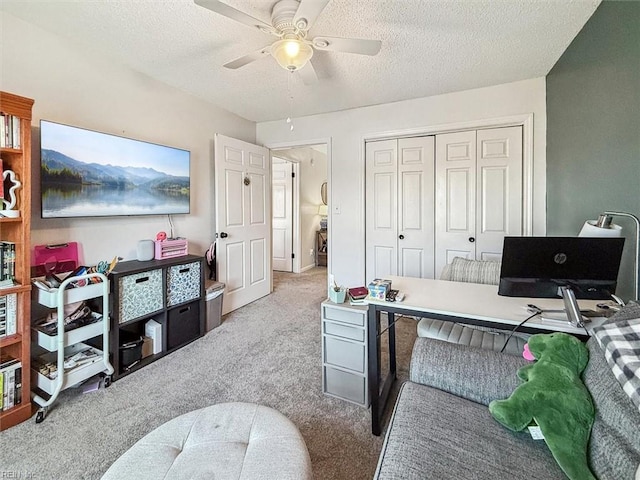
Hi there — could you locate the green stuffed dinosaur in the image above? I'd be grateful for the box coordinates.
[488,332,596,480]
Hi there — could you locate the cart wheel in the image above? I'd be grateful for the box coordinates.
[103,375,112,388]
[35,408,47,424]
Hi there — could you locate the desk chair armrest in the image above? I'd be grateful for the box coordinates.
[409,337,529,406]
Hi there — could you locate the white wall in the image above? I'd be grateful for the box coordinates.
[298,150,327,270]
[272,147,327,271]
[257,78,547,287]
[1,12,255,265]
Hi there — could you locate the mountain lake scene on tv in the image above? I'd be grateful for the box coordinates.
[40,123,190,218]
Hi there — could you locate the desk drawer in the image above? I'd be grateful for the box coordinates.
[322,305,365,327]
[324,366,366,405]
[323,321,365,342]
[324,336,365,373]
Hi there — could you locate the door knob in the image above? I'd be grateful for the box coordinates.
[399,234,405,240]
[468,237,475,243]
[219,232,228,238]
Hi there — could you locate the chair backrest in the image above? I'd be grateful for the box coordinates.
[440,257,501,285]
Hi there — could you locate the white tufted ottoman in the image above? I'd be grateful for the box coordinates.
[101,402,313,480]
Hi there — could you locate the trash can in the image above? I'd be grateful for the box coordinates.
[205,281,225,332]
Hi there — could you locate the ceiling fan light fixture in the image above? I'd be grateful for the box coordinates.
[272,38,313,71]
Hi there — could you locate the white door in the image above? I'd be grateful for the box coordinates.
[214,134,271,314]
[475,126,522,261]
[397,136,435,279]
[366,139,398,279]
[272,158,293,272]
[365,136,435,281]
[435,126,522,277]
[435,130,477,277]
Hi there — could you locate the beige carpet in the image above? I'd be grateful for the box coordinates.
[0,267,417,479]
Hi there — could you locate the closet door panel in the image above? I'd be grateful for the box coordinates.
[435,130,477,278]
[398,136,435,279]
[400,248,424,278]
[366,140,398,280]
[476,126,523,262]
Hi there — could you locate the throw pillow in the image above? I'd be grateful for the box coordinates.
[593,302,640,413]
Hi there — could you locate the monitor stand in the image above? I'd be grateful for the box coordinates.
[559,286,585,328]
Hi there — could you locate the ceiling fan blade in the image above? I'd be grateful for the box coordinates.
[223,46,272,69]
[297,60,318,85]
[195,0,277,35]
[293,0,330,31]
[312,36,382,56]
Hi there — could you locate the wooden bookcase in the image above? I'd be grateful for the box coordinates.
[0,92,34,430]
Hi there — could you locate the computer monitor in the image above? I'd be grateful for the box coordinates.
[498,236,625,300]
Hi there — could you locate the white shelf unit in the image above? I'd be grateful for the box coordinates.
[31,273,113,423]
[321,300,369,406]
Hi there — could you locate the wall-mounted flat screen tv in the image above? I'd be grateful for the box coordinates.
[40,120,190,218]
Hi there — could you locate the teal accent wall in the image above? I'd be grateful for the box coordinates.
[546,1,640,301]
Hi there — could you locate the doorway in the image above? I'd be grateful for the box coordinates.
[271,144,328,274]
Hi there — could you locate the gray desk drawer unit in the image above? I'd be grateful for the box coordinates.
[321,300,369,406]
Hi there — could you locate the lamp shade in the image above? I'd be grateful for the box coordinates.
[318,204,328,216]
[578,220,623,237]
[271,38,313,71]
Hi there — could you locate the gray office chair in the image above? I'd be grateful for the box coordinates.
[417,257,529,356]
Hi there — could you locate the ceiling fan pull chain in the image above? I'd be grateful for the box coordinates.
[287,71,295,131]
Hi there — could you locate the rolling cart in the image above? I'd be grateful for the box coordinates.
[31,272,113,423]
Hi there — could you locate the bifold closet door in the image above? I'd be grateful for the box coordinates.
[435,126,523,278]
[365,136,435,281]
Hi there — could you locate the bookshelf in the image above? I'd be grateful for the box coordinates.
[0,92,34,430]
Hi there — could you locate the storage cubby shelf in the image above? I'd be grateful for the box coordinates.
[109,255,205,381]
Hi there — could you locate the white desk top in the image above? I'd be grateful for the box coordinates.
[367,276,607,335]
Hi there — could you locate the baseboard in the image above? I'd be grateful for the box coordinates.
[300,263,318,272]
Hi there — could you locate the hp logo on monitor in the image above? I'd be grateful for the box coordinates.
[554,253,568,265]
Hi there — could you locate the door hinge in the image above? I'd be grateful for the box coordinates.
[291,172,295,178]
[291,253,295,259]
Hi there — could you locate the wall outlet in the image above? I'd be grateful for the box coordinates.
[309,249,314,256]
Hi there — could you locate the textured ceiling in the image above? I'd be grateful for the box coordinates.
[1,0,600,122]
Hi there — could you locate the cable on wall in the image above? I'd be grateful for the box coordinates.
[168,214,175,239]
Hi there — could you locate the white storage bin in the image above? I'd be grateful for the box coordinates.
[34,281,106,309]
[32,312,103,352]
[32,343,105,395]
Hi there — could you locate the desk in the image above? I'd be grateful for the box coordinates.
[366,276,606,436]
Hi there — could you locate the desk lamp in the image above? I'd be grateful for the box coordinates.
[579,211,640,301]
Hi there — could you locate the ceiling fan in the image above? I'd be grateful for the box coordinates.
[194,0,382,84]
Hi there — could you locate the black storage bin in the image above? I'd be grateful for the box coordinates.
[119,330,144,370]
[167,301,201,350]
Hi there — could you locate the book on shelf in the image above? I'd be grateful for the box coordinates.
[0,241,16,284]
[0,113,21,149]
[0,355,22,411]
[0,293,17,337]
